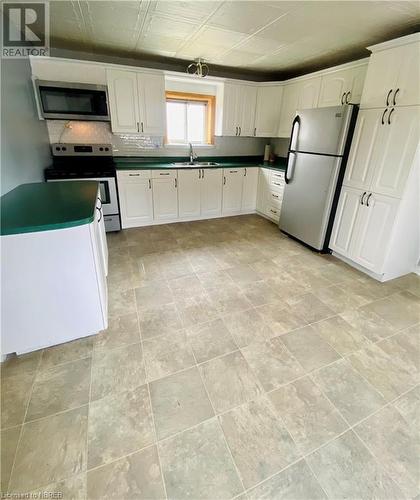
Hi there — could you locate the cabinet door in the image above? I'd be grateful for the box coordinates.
[278,83,300,137]
[152,177,178,221]
[201,168,222,217]
[298,77,321,109]
[222,169,243,214]
[352,193,399,273]
[330,186,362,257]
[394,42,420,106]
[347,64,367,104]
[318,70,350,107]
[107,69,139,133]
[178,169,201,219]
[360,48,400,109]
[241,167,258,211]
[343,109,383,190]
[257,168,270,213]
[239,85,257,136]
[222,83,241,136]
[118,177,153,228]
[137,73,166,135]
[255,86,283,137]
[370,106,420,198]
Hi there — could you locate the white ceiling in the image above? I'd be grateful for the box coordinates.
[50,1,420,76]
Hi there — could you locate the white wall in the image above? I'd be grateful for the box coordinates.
[1,59,51,195]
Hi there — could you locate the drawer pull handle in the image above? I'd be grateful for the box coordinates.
[273,194,279,199]
[148,179,151,189]
[129,173,140,176]
[223,176,226,185]
[160,172,170,175]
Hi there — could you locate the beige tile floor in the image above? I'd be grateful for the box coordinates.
[2,215,419,499]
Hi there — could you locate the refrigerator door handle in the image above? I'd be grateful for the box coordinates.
[285,116,300,184]
[285,152,296,184]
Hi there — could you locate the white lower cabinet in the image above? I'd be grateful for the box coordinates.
[257,168,285,222]
[117,171,153,228]
[201,168,223,217]
[178,168,223,219]
[241,167,259,212]
[222,169,244,215]
[118,167,259,228]
[178,169,201,219]
[152,171,178,221]
[330,186,399,274]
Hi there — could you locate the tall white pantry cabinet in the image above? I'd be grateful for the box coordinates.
[330,33,420,281]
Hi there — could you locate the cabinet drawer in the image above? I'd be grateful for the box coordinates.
[117,170,151,181]
[271,170,285,181]
[266,204,281,220]
[269,190,283,206]
[270,176,285,191]
[152,169,177,179]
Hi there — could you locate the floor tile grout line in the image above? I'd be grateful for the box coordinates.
[192,347,248,497]
[85,328,94,487]
[135,299,169,500]
[6,352,43,493]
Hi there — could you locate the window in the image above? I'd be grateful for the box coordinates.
[165,91,215,145]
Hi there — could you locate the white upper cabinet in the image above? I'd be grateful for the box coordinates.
[369,106,420,198]
[361,37,420,109]
[298,77,321,109]
[239,85,257,137]
[219,83,257,137]
[107,69,165,135]
[254,86,283,137]
[221,83,240,136]
[137,73,166,135]
[277,83,300,137]
[318,64,367,107]
[107,70,139,133]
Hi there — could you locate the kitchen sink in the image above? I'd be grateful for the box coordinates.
[172,161,219,167]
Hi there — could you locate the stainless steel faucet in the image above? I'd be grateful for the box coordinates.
[189,143,197,164]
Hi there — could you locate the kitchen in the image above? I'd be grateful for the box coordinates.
[1,1,420,499]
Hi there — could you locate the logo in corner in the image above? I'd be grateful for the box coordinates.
[2,2,49,58]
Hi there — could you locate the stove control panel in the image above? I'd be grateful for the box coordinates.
[52,143,112,156]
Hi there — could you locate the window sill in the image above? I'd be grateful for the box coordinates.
[164,143,215,149]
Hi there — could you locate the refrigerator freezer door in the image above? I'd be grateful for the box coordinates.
[279,152,342,250]
[293,105,355,156]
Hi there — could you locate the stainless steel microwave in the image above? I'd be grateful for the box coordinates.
[34,80,110,121]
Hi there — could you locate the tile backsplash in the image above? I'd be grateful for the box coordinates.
[46,120,269,157]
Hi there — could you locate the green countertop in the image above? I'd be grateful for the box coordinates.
[114,156,287,172]
[1,181,99,236]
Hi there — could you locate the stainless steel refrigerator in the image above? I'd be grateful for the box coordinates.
[279,104,358,252]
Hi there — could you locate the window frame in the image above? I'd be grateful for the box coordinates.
[165,91,215,145]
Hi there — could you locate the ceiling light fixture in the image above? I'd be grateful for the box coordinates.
[186,58,209,78]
